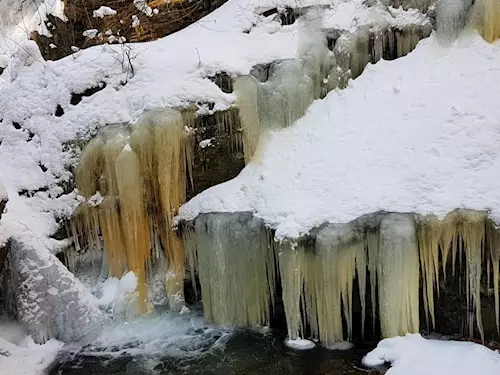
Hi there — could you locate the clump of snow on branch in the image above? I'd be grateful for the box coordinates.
[83,29,99,39]
[93,6,117,19]
[133,0,154,17]
[132,15,140,27]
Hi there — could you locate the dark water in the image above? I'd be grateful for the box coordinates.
[49,328,376,375]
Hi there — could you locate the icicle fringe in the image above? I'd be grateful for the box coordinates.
[185,210,500,346]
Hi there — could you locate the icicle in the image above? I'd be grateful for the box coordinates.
[417,216,441,329]
[115,143,151,313]
[487,222,500,334]
[367,230,379,333]
[70,202,101,255]
[278,241,308,340]
[75,136,104,198]
[378,214,419,338]
[98,196,126,277]
[192,213,276,326]
[435,0,474,43]
[151,109,189,310]
[102,130,130,196]
[130,120,159,213]
[440,214,457,278]
[235,30,332,163]
[457,211,486,341]
[477,0,500,42]
[278,222,371,345]
[183,224,198,298]
[355,239,367,339]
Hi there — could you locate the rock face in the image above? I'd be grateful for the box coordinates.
[0,178,7,220]
[8,239,104,343]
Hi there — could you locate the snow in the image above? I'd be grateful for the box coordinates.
[285,338,316,350]
[178,32,500,240]
[0,0,424,251]
[133,0,154,17]
[83,29,99,39]
[92,6,117,19]
[199,138,214,148]
[363,334,500,375]
[0,316,63,375]
[0,178,7,203]
[96,272,141,318]
[132,15,140,28]
[0,0,66,62]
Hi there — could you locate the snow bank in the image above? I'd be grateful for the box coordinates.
[363,334,500,375]
[0,316,63,375]
[178,33,500,239]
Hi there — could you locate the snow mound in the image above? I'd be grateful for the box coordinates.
[363,334,500,375]
[0,317,63,375]
[285,338,316,350]
[178,33,500,239]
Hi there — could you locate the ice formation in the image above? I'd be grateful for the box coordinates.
[436,0,500,43]
[477,0,500,42]
[71,109,193,310]
[183,210,500,345]
[236,12,431,162]
[234,25,332,163]
[184,213,276,326]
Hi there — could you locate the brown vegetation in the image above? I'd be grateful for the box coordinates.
[31,0,227,60]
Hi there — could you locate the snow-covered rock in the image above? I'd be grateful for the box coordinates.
[0,332,62,375]
[363,334,500,375]
[9,239,104,343]
[8,40,45,81]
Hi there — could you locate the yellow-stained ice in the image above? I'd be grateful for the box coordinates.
[71,109,194,310]
[116,145,151,313]
[480,0,500,42]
